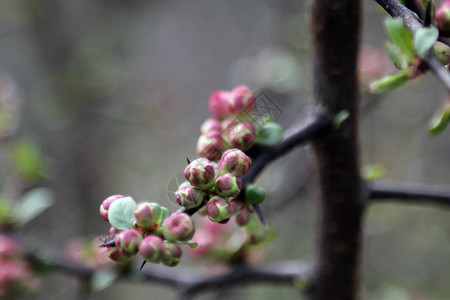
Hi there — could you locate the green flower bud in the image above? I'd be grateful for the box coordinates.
[114,229,142,256]
[215,173,242,198]
[134,202,161,230]
[161,213,195,242]
[175,186,204,209]
[433,41,450,65]
[217,148,251,177]
[206,196,234,223]
[256,122,284,146]
[184,158,216,189]
[244,184,266,205]
[139,235,165,263]
[162,242,183,267]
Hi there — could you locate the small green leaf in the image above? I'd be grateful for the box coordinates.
[362,164,386,180]
[333,110,350,130]
[158,206,170,224]
[386,42,409,69]
[414,27,439,57]
[90,268,119,293]
[10,138,49,183]
[13,188,54,226]
[108,197,136,230]
[385,18,415,59]
[175,240,198,248]
[369,69,412,94]
[244,184,266,205]
[255,122,284,147]
[428,103,450,135]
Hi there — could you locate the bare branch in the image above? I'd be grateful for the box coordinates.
[367,180,450,208]
[374,0,450,91]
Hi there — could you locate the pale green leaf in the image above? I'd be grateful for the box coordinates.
[13,188,54,225]
[108,197,136,230]
[385,18,415,59]
[414,27,439,57]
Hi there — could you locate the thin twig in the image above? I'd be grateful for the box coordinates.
[374,0,450,91]
[367,180,450,208]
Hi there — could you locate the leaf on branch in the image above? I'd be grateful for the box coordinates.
[333,110,350,130]
[386,42,409,70]
[13,188,54,226]
[428,102,450,135]
[90,268,119,293]
[368,69,412,94]
[385,18,415,60]
[414,27,439,57]
[108,197,137,230]
[362,164,386,181]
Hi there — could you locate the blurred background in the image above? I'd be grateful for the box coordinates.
[0,0,449,299]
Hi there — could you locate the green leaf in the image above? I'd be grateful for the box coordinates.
[386,42,409,69]
[108,197,137,230]
[176,240,198,248]
[414,27,439,57]
[255,122,284,147]
[90,268,119,293]
[428,103,450,135]
[13,188,54,226]
[369,69,412,94]
[333,110,350,130]
[362,164,386,180]
[10,138,49,183]
[385,18,415,59]
[244,184,266,205]
[158,206,170,225]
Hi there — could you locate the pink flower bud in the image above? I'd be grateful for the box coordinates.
[229,123,256,151]
[184,158,216,189]
[114,229,142,256]
[106,246,131,262]
[228,85,256,115]
[109,226,119,235]
[99,194,124,221]
[162,242,183,267]
[436,0,450,37]
[209,90,231,119]
[200,118,222,134]
[217,148,251,177]
[196,131,225,161]
[139,235,165,263]
[175,186,204,209]
[0,234,19,259]
[206,196,234,223]
[134,202,161,230]
[235,208,250,226]
[161,213,195,242]
[215,173,242,198]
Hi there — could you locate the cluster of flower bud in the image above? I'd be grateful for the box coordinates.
[176,149,251,224]
[0,234,39,298]
[197,85,284,161]
[99,195,195,267]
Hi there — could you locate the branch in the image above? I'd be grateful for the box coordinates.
[242,114,333,185]
[374,0,450,91]
[29,251,310,296]
[367,180,450,208]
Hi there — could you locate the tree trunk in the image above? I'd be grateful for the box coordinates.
[309,1,364,299]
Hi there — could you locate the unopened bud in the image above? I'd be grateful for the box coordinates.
[217,148,251,177]
[200,118,222,134]
[134,202,161,230]
[100,194,124,221]
[175,186,204,209]
[436,0,450,37]
[433,41,450,65]
[162,242,183,267]
[162,213,195,242]
[209,90,231,119]
[114,229,142,256]
[256,122,284,147]
[139,235,165,263]
[235,208,250,226]
[0,234,19,258]
[184,158,216,189]
[229,123,256,150]
[109,227,119,235]
[106,246,131,262]
[244,184,266,205]
[229,85,256,114]
[206,196,234,223]
[215,173,242,198]
[196,131,225,161]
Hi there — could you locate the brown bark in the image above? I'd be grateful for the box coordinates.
[309,1,364,299]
